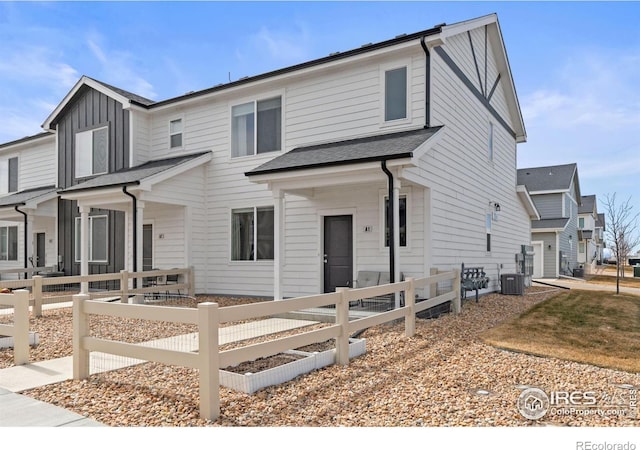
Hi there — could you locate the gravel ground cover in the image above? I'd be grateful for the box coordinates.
[4,288,640,426]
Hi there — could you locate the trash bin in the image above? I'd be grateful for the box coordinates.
[573,268,584,278]
[634,265,640,278]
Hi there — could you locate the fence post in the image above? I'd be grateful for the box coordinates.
[404,278,416,337]
[12,290,30,365]
[452,269,461,314]
[32,275,43,317]
[188,266,195,297]
[73,293,91,380]
[335,287,350,366]
[120,270,129,303]
[198,302,219,421]
[429,268,439,298]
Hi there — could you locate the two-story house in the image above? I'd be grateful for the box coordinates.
[1,13,536,299]
[0,132,58,274]
[577,195,605,272]
[517,163,582,278]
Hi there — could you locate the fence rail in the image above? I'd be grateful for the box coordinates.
[72,269,460,421]
[0,290,31,365]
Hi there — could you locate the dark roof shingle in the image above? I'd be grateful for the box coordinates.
[517,163,577,192]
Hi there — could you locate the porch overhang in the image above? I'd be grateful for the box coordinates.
[59,151,212,210]
[245,126,444,193]
[531,218,569,233]
[0,186,58,220]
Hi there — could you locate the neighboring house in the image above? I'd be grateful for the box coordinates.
[1,13,537,298]
[517,163,582,278]
[595,213,606,263]
[0,132,58,272]
[577,195,605,270]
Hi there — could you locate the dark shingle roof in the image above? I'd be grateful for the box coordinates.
[246,126,443,176]
[596,213,606,231]
[61,152,209,193]
[88,77,156,107]
[0,132,54,150]
[0,185,57,208]
[531,218,570,230]
[579,195,596,214]
[517,163,577,192]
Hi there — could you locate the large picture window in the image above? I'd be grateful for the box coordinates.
[74,215,108,263]
[384,66,407,122]
[231,206,274,261]
[231,97,281,157]
[75,126,108,178]
[0,226,18,261]
[384,195,407,247]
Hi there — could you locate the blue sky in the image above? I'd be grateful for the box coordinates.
[1,1,640,234]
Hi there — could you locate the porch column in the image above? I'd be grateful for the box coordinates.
[393,180,401,308]
[273,190,285,300]
[79,205,90,294]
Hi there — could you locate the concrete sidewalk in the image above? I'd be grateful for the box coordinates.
[0,317,318,427]
[533,277,640,295]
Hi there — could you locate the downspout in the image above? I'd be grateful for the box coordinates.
[122,186,137,288]
[14,205,28,277]
[381,161,395,284]
[420,35,431,128]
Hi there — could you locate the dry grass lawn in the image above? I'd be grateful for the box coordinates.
[482,289,640,373]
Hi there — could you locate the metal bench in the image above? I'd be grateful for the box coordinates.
[460,263,489,303]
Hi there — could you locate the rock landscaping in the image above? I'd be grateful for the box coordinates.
[3,288,640,426]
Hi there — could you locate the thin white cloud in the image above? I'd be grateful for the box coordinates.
[86,32,157,100]
[0,44,79,91]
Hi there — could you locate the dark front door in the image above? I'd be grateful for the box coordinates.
[35,233,45,267]
[143,224,153,271]
[323,215,353,293]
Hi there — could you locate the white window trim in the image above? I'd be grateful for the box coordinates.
[488,121,494,162]
[75,125,109,179]
[0,225,18,261]
[229,91,284,160]
[229,205,275,263]
[0,156,19,195]
[169,117,184,149]
[74,215,109,263]
[379,188,412,250]
[379,60,412,127]
[486,212,492,254]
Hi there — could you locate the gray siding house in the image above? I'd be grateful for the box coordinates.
[517,163,582,278]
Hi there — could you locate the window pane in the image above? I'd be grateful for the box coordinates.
[231,103,255,157]
[74,217,81,262]
[7,226,17,261]
[257,97,281,154]
[256,207,274,260]
[8,157,18,193]
[385,67,407,121]
[91,216,108,262]
[232,209,254,260]
[0,160,7,195]
[385,196,407,247]
[0,227,7,260]
[170,133,183,148]
[75,130,92,177]
[170,119,183,148]
[92,128,108,174]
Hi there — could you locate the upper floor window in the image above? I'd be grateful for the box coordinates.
[231,96,282,157]
[0,226,17,261]
[231,206,274,261]
[578,217,585,229]
[75,126,108,178]
[486,213,492,252]
[384,66,407,121]
[0,157,18,194]
[170,119,183,149]
[488,122,494,161]
[74,215,108,263]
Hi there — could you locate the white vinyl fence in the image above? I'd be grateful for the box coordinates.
[72,270,460,421]
[0,290,31,365]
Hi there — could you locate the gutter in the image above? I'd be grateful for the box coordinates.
[381,161,395,284]
[14,205,28,276]
[122,186,138,288]
[420,35,431,128]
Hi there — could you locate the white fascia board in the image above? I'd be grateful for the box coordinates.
[23,190,59,210]
[60,186,129,203]
[42,76,133,130]
[0,133,55,154]
[439,13,498,42]
[410,127,445,160]
[138,152,212,191]
[529,189,569,195]
[516,185,540,220]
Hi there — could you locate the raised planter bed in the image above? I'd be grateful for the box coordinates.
[220,338,367,394]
